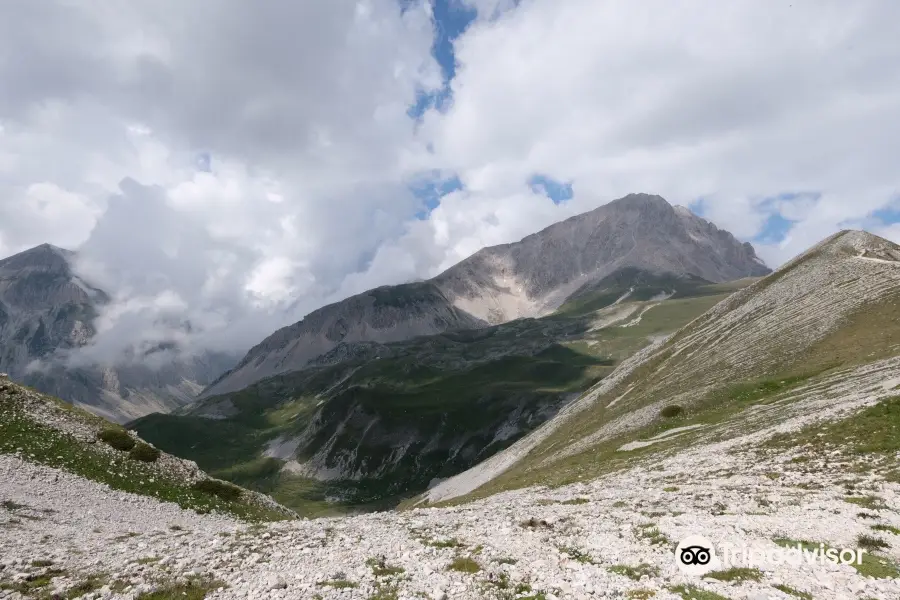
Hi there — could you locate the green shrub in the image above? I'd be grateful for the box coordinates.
[191,479,243,502]
[660,405,684,418]
[129,442,160,463]
[98,428,135,451]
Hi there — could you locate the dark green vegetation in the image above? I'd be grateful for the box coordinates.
[98,427,135,451]
[134,270,747,516]
[128,442,160,463]
[0,381,288,521]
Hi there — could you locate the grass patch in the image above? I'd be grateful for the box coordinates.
[626,590,656,600]
[318,579,359,589]
[30,560,53,567]
[857,534,890,551]
[367,581,399,600]
[772,584,812,599]
[448,557,481,573]
[634,523,671,547]
[136,579,222,599]
[872,524,900,535]
[558,546,595,564]
[608,563,659,581]
[669,584,730,600]
[704,567,762,582]
[366,557,405,577]
[424,537,466,548]
[64,574,108,599]
[845,495,888,510]
[560,497,589,505]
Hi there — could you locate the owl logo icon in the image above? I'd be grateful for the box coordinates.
[675,534,720,576]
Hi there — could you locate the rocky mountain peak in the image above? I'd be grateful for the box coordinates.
[204,193,771,398]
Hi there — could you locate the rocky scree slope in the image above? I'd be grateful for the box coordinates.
[203,193,770,397]
[0,373,291,522]
[426,229,900,503]
[3,375,900,599]
[134,276,751,515]
[0,244,236,423]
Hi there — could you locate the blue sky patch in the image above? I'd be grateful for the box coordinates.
[529,174,573,204]
[870,196,900,225]
[410,172,464,219]
[406,0,477,119]
[754,212,797,244]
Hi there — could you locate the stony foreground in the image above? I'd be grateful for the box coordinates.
[3,426,900,600]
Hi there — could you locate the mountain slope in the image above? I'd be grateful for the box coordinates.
[201,281,487,399]
[0,373,291,521]
[205,193,770,397]
[0,244,237,422]
[132,275,756,515]
[425,229,900,503]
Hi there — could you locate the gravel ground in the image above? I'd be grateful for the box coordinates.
[3,429,900,600]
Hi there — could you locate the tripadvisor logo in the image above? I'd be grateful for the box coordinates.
[675,534,720,576]
[675,534,865,576]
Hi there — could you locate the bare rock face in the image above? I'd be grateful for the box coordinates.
[0,244,235,423]
[204,194,769,397]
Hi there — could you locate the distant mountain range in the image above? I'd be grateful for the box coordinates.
[203,193,769,397]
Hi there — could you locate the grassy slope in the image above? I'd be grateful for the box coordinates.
[0,379,290,522]
[441,241,900,504]
[133,274,753,516]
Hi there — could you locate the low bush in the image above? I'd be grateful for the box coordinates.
[129,442,161,463]
[97,428,135,451]
[191,479,243,502]
[660,405,684,418]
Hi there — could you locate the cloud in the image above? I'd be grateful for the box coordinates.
[0,0,899,366]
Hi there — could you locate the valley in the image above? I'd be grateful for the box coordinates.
[132,273,750,515]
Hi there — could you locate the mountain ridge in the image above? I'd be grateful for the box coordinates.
[424,228,900,503]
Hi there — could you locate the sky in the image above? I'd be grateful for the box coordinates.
[0,0,899,364]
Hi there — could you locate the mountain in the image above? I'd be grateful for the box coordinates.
[203,193,769,397]
[133,274,758,514]
[0,244,237,423]
[5,234,900,600]
[425,229,900,503]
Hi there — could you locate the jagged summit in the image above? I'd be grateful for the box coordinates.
[205,193,769,397]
